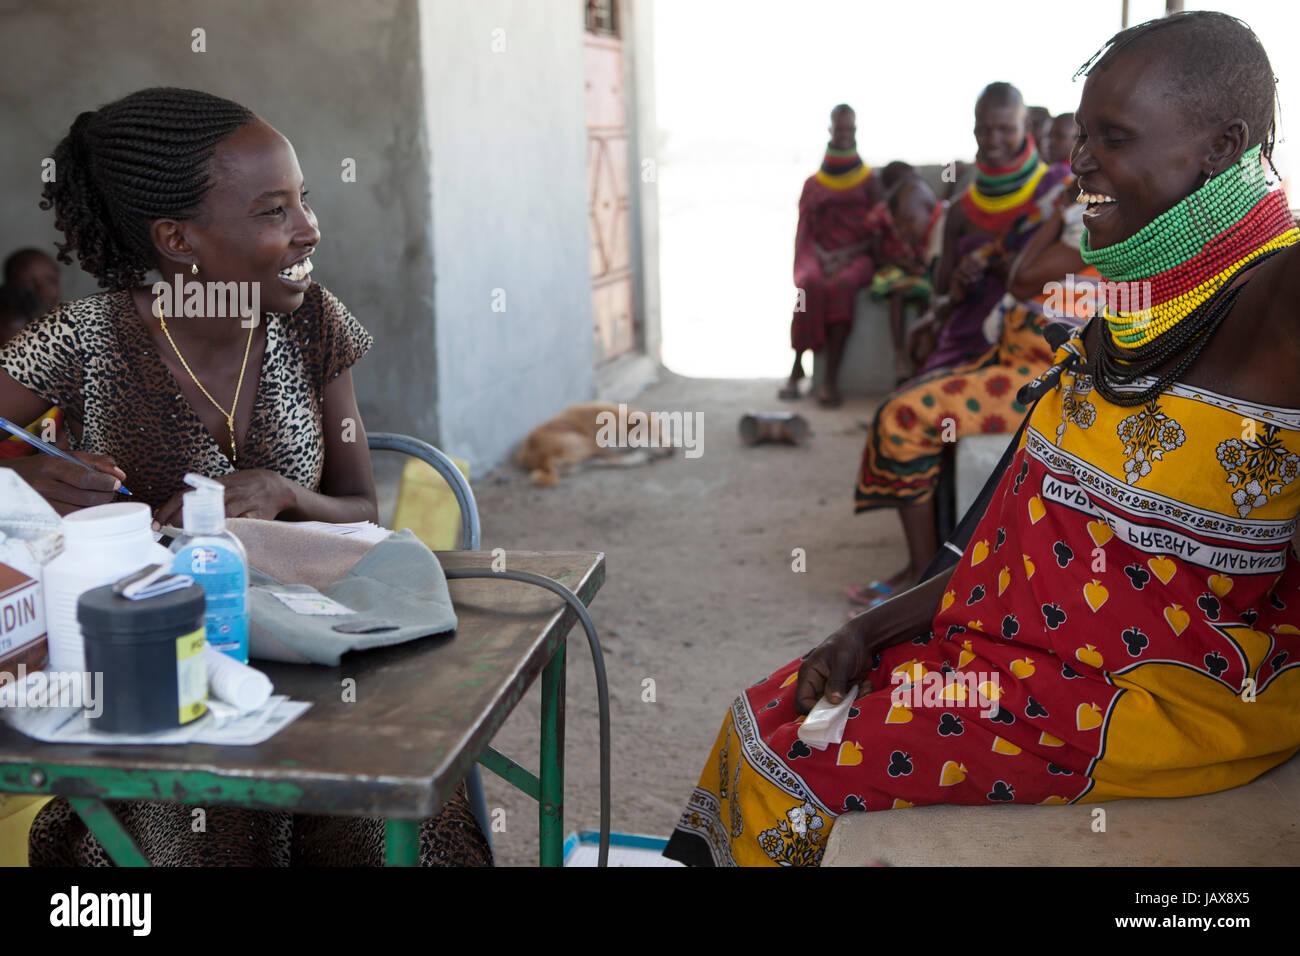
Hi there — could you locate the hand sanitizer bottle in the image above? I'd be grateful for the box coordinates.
[169,473,250,663]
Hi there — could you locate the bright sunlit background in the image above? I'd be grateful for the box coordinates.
[654,0,1300,378]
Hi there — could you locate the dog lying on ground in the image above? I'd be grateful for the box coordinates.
[515,401,674,486]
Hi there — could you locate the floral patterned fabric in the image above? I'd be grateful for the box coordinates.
[854,274,1095,513]
[666,323,1300,867]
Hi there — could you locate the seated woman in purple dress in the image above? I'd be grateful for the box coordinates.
[911,82,1070,376]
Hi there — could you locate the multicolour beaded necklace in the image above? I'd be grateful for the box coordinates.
[816,143,871,190]
[1081,144,1299,347]
[1079,144,1300,405]
[960,136,1049,232]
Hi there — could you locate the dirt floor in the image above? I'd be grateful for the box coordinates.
[393,369,901,866]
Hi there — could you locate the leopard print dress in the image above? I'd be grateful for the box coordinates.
[0,283,368,511]
[2,284,492,867]
[27,784,491,868]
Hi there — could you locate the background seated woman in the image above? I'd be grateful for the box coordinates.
[0,93,375,526]
[666,10,1300,867]
[908,82,1071,377]
[848,190,1095,608]
[0,87,489,867]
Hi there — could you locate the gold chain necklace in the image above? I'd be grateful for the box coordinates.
[159,308,256,464]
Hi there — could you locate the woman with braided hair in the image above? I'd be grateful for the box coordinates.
[1,88,377,522]
[0,87,490,866]
[666,11,1300,866]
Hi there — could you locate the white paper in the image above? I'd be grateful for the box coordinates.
[0,667,306,745]
[0,692,309,746]
[797,684,859,751]
[286,520,392,544]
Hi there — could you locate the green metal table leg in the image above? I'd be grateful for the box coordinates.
[385,819,420,866]
[478,746,541,801]
[538,642,566,866]
[67,797,148,867]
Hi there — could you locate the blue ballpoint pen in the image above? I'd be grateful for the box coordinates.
[0,416,132,495]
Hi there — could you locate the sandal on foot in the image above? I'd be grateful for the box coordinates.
[844,581,894,607]
[778,384,802,400]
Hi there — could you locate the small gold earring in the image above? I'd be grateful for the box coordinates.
[191,263,199,276]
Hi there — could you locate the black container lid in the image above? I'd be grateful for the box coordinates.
[78,582,206,638]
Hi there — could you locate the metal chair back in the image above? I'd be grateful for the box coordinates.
[367,431,492,854]
[367,432,481,551]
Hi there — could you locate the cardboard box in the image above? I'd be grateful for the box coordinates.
[0,561,46,673]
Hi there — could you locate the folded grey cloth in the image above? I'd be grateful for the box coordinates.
[236,526,458,666]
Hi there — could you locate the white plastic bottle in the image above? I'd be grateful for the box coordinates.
[44,502,174,673]
[169,474,251,663]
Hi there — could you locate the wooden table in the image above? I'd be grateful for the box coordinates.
[0,550,605,866]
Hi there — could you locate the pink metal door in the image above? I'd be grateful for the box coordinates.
[584,5,636,363]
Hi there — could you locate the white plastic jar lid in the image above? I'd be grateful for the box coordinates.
[61,502,152,541]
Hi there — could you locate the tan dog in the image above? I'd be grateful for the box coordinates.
[515,401,673,486]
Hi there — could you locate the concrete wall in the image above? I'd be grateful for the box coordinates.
[623,0,661,364]
[0,0,438,440]
[2,0,604,472]
[420,0,595,469]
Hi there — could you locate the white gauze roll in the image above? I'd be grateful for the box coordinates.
[203,647,273,711]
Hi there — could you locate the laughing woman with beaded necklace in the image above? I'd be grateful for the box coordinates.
[0,87,491,867]
[666,11,1300,867]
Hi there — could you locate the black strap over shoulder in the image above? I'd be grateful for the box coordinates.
[918,318,1091,584]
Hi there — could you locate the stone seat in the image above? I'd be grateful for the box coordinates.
[810,289,897,397]
[955,431,1012,518]
[821,751,1300,866]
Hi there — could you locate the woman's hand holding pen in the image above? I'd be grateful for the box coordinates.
[5,450,125,515]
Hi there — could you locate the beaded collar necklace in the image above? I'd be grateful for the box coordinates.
[961,136,1049,232]
[816,143,871,190]
[1081,144,1299,346]
[1078,144,1299,405]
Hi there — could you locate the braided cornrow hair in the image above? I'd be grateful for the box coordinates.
[1075,12,1279,165]
[40,88,255,291]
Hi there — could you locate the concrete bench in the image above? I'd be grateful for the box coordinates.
[954,432,1011,519]
[810,289,897,397]
[821,751,1300,866]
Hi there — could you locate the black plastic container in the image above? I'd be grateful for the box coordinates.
[78,582,208,734]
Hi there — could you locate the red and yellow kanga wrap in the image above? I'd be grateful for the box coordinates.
[668,325,1300,867]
